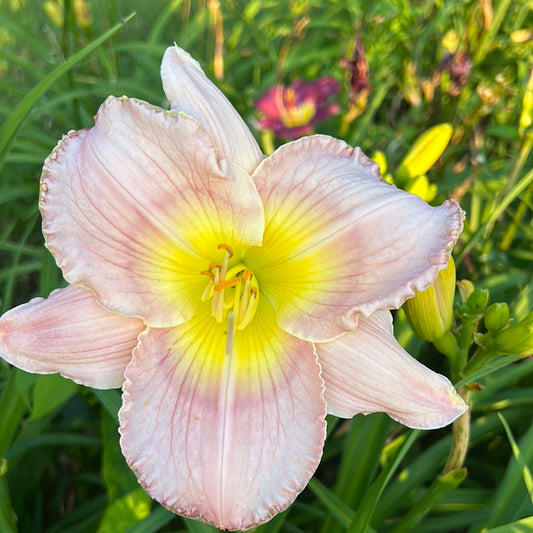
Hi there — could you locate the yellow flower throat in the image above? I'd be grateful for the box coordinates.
[201,244,259,355]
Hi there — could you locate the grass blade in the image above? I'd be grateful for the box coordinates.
[0,12,136,172]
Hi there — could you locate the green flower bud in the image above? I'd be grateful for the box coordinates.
[484,302,510,332]
[467,288,489,315]
[403,257,456,342]
[493,312,533,355]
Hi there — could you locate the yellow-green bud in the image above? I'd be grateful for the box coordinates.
[403,257,456,342]
[484,302,510,332]
[457,280,475,302]
[492,312,533,355]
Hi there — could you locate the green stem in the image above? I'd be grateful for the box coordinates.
[463,346,491,376]
[442,387,471,475]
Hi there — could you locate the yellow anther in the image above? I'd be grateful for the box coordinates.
[217,243,234,257]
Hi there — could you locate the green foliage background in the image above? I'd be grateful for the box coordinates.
[0,0,532,532]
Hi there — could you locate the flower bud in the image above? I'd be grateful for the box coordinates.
[457,280,474,303]
[396,123,452,184]
[405,175,438,202]
[492,312,533,355]
[403,256,456,342]
[484,302,510,332]
[466,288,489,315]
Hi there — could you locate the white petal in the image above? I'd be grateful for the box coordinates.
[41,97,264,328]
[161,45,263,173]
[0,286,143,389]
[317,311,467,429]
[248,135,464,342]
[119,302,326,530]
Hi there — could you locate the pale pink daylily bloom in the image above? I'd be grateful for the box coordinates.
[0,45,467,531]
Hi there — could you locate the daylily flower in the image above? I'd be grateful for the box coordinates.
[0,45,467,531]
[255,77,340,138]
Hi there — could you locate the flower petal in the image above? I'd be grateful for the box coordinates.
[317,311,467,429]
[119,302,326,530]
[248,135,464,342]
[0,285,143,389]
[161,45,263,173]
[41,97,264,328]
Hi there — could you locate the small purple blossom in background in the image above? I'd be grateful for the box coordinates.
[255,77,340,139]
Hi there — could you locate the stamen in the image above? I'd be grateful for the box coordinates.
[212,266,223,321]
[217,243,234,257]
[225,312,236,357]
[238,288,257,330]
[200,271,215,301]
[200,271,215,281]
[201,282,214,302]
[214,277,240,291]
[203,245,259,330]
[238,274,252,320]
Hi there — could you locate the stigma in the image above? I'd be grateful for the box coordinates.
[200,244,259,334]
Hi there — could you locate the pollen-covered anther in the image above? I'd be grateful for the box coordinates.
[217,243,233,257]
[214,278,240,291]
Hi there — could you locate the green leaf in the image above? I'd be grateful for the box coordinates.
[93,388,122,423]
[126,506,176,533]
[347,430,421,533]
[0,369,30,458]
[0,12,136,172]
[97,489,151,533]
[308,477,355,528]
[30,373,78,420]
[498,414,533,503]
[483,420,533,528]
[101,409,140,502]
[390,468,467,533]
[485,516,533,533]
